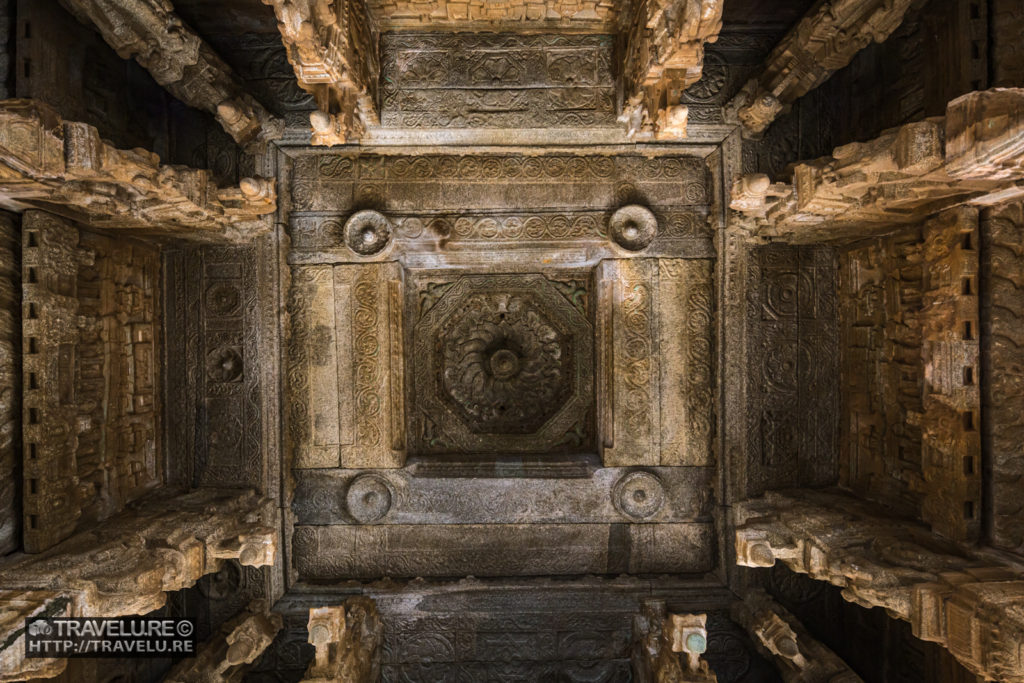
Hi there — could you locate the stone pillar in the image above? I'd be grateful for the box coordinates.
[735,489,1024,682]
[301,597,382,683]
[731,589,863,682]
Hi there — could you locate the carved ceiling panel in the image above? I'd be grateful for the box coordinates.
[410,273,594,455]
[380,32,616,129]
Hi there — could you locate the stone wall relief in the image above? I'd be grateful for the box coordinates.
[21,210,161,553]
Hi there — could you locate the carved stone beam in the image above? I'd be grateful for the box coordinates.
[58,0,281,146]
[302,598,382,683]
[729,88,1024,243]
[261,0,379,145]
[735,490,1024,682]
[621,0,723,140]
[0,100,275,241]
[0,489,278,618]
[632,600,718,682]
[728,0,916,135]
[164,601,283,683]
[732,589,863,682]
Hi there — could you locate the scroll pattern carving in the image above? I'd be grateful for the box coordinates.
[288,262,404,469]
[600,258,714,467]
[380,32,615,128]
[353,272,383,449]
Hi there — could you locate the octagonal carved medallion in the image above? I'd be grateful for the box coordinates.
[411,274,594,454]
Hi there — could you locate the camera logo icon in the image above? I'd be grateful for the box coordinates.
[28,620,53,636]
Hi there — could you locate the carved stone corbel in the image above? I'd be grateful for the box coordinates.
[261,0,380,144]
[164,602,283,683]
[730,88,1024,243]
[0,100,276,240]
[735,490,1024,682]
[302,597,382,683]
[728,0,916,135]
[632,600,717,682]
[621,0,723,140]
[732,589,863,682]
[58,0,282,146]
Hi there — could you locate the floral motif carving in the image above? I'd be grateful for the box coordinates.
[412,274,593,454]
[441,292,572,434]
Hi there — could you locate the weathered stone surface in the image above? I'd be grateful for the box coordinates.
[302,598,382,683]
[0,100,275,240]
[293,522,715,579]
[838,229,926,517]
[731,589,863,683]
[261,0,378,143]
[0,212,17,555]
[735,489,1024,682]
[730,0,916,134]
[21,211,161,553]
[731,89,1024,243]
[59,0,281,145]
[293,466,713,525]
[164,602,283,683]
[633,600,717,682]
[380,32,615,129]
[835,208,981,542]
[980,201,1024,556]
[919,208,982,543]
[621,0,724,140]
[285,152,711,259]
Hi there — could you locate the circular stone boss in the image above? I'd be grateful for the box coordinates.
[345,474,393,523]
[609,204,658,251]
[344,209,392,255]
[613,471,666,520]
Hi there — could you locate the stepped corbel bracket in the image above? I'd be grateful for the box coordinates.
[729,0,915,135]
[729,88,1024,243]
[0,100,276,241]
[621,0,723,140]
[58,0,282,146]
[735,490,1024,683]
[262,0,380,145]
